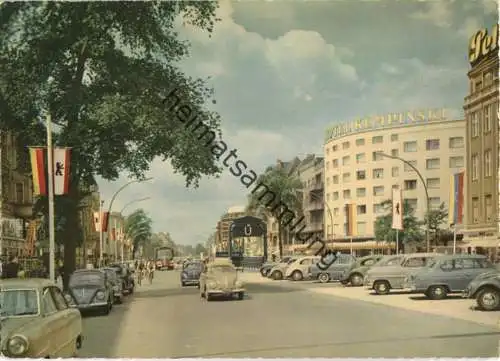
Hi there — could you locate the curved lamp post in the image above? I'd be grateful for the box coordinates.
[107,177,153,215]
[120,197,151,214]
[376,152,431,252]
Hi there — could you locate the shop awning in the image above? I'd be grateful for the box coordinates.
[290,241,395,251]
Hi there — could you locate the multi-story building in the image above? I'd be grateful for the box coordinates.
[0,132,34,257]
[106,211,125,262]
[76,185,100,267]
[323,109,466,241]
[215,205,246,252]
[462,24,499,250]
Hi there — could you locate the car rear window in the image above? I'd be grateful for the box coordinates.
[70,272,103,285]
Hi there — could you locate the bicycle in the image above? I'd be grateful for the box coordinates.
[137,269,144,286]
[147,269,154,284]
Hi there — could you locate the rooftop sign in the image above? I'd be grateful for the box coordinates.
[469,24,498,66]
[325,108,447,143]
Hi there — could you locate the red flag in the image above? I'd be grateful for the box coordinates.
[29,148,47,196]
[102,212,109,232]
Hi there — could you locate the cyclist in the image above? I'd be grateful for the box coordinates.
[137,260,145,286]
[146,259,155,284]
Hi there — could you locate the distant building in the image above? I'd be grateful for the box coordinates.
[76,184,100,267]
[215,205,246,252]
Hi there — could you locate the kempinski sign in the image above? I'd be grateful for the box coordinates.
[325,108,447,142]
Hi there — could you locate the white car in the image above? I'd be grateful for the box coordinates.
[285,256,321,281]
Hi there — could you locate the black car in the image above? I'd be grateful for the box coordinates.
[181,261,203,287]
[463,270,500,311]
[109,263,135,294]
[64,269,114,315]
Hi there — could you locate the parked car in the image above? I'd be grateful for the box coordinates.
[0,279,83,357]
[181,261,204,287]
[463,270,500,311]
[340,255,384,286]
[268,257,298,280]
[102,267,123,304]
[309,254,357,283]
[405,254,497,300]
[285,256,321,281]
[364,253,436,295]
[109,263,135,294]
[199,259,245,301]
[260,256,292,277]
[64,269,114,315]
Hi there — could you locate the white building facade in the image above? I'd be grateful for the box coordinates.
[323,109,466,240]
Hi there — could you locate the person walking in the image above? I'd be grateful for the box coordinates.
[2,256,21,279]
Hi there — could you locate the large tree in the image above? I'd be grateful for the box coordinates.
[124,208,153,258]
[246,165,302,258]
[0,2,222,287]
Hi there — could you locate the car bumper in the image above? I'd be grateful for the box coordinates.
[72,302,109,310]
[182,279,200,284]
[207,288,244,296]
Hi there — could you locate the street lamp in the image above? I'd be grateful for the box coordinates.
[376,152,431,252]
[120,197,151,214]
[107,177,153,215]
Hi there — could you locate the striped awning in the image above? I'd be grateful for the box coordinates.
[290,241,395,251]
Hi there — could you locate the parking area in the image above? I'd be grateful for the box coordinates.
[239,272,500,328]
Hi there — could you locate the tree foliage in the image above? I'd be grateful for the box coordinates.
[124,208,152,257]
[373,199,424,247]
[423,202,451,246]
[0,2,222,280]
[246,165,303,258]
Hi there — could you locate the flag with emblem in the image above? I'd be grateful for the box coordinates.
[53,148,71,195]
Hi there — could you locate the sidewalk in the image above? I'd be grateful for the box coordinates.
[238,270,274,284]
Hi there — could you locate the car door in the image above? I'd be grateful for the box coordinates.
[327,255,350,280]
[41,287,65,356]
[452,258,477,291]
[50,286,77,356]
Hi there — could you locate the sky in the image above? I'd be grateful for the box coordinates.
[97,0,498,246]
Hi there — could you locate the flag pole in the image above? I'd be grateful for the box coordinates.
[46,114,56,283]
[114,217,118,262]
[99,200,104,267]
[452,223,457,254]
[396,229,399,255]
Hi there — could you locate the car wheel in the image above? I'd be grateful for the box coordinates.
[271,270,283,280]
[260,269,267,277]
[349,273,364,287]
[101,304,110,315]
[206,293,213,302]
[292,270,303,281]
[318,273,330,283]
[476,287,500,311]
[237,292,244,300]
[427,285,448,300]
[373,280,390,295]
[181,282,185,287]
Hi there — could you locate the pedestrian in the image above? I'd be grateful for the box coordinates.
[2,256,22,279]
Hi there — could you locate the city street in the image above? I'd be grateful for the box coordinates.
[79,270,499,358]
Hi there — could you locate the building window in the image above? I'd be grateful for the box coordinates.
[485,149,492,177]
[342,141,350,150]
[372,151,383,161]
[332,159,339,168]
[357,205,367,215]
[373,186,384,196]
[426,139,440,151]
[471,153,479,181]
[326,162,330,170]
[472,197,479,223]
[342,156,350,166]
[406,198,418,211]
[343,189,351,199]
[449,137,464,149]
[426,178,440,189]
[356,138,365,146]
[373,203,384,214]
[471,111,479,137]
[333,192,339,201]
[342,173,351,183]
[391,149,399,157]
[356,170,366,180]
[333,207,339,216]
[372,135,383,144]
[356,188,366,197]
[426,158,440,169]
[485,195,493,222]
[484,70,493,85]
[484,105,492,133]
[391,167,399,177]
[332,145,338,152]
[404,141,417,152]
[373,168,384,179]
[15,183,23,203]
[449,156,464,169]
[391,134,398,142]
[332,175,339,184]
[356,222,366,235]
[429,197,441,209]
[404,180,417,190]
[356,153,366,163]
[404,160,417,172]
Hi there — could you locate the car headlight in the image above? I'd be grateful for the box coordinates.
[207,281,217,289]
[235,280,243,288]
[7,335,29,356]
[96,291,105,300]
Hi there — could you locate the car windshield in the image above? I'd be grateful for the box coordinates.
[70,272,104,285]
[185,263,202,270]
[287,258,297,264]
[0,289,39,317]
[376,256,403,266]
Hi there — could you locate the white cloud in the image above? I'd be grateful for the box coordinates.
[410,1,454,28]
[458,17,482,39]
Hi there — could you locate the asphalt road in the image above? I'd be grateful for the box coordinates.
[79,270,499,358]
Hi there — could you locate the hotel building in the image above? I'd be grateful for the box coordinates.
[323,109,466,241]
[462,24,499,249]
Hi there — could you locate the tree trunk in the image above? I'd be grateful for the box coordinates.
[278,224,283,258]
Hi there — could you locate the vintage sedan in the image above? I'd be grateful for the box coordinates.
[340,255,384,286]
[463,270,500,311]
[309,254,357,283]
[0,279,83,358]
[199,259,245,301]
[181,261,203,287]
[259,256,292,277]
[267,257,298,280]
[64,269,114,315]
[109,263,135,294]
[405,254,497,300]
[102,267,123,304]
[285,256,321,281]
[364,253,435,295]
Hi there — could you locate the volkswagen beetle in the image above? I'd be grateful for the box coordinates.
[199,259,245,301]
[64,269,114,315]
